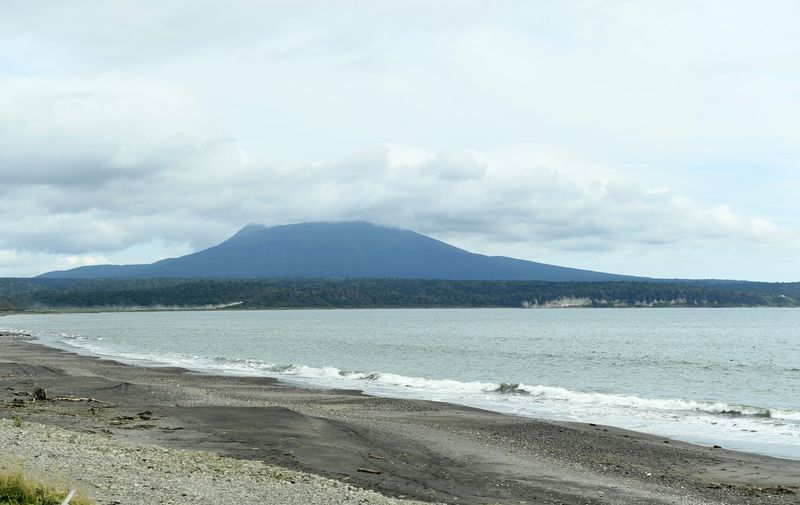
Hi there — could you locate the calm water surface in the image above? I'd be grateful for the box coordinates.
[3,308,798,459]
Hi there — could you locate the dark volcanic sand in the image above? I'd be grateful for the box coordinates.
[1,339,798,504]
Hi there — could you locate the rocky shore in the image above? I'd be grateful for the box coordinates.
[0,331,36,341]
[1,340,798,504]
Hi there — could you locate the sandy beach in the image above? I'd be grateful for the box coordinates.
[1,337,798,505]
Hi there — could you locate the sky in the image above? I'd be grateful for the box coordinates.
[0,0,798,281]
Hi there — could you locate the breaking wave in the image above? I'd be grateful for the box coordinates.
[28,334,800,430]
[489,382,800,421]
[49,333,800,424]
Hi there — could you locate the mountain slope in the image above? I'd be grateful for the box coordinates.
[39,222,638,281]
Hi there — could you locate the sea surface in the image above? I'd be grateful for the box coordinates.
[3,308,799,459]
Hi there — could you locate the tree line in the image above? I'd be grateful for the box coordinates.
[0,278,798,311]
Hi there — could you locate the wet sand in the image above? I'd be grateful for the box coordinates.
[1,338,798,504]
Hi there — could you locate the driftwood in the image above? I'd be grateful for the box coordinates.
[0,331,36,341]
[3,395,110,407]
[50,396,110,404]
[60,489,76,505]
[356,467,382,475]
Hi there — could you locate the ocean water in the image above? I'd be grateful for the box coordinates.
[2,308,799,459]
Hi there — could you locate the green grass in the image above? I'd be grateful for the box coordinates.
[0,469,92,505]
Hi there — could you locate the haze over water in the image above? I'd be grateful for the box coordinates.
[4,308,799,459]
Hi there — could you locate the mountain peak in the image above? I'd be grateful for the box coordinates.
[229,223,266,239]
[228,221,387,240]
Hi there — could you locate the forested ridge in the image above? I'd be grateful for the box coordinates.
[1,278,797,311]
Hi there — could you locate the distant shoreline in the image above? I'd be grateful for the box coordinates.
[3,278,797,312]
[3,304,799,316]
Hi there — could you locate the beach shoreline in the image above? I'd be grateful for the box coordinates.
[1,338,799,504]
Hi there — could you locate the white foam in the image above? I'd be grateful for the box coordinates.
[509,384,799,420]
[770,409,800,421]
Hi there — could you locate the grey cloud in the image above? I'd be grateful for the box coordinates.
[0,75,207,190]
[1,122,793,261]
[423,151,487,181]
[331,146,393,181]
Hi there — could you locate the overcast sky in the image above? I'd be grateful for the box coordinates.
[1,1,798,281]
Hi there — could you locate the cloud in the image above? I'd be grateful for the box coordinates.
[0,2,798,280]
[423,151,487,181]
[0,75,794,276]
[0,75,207,188]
